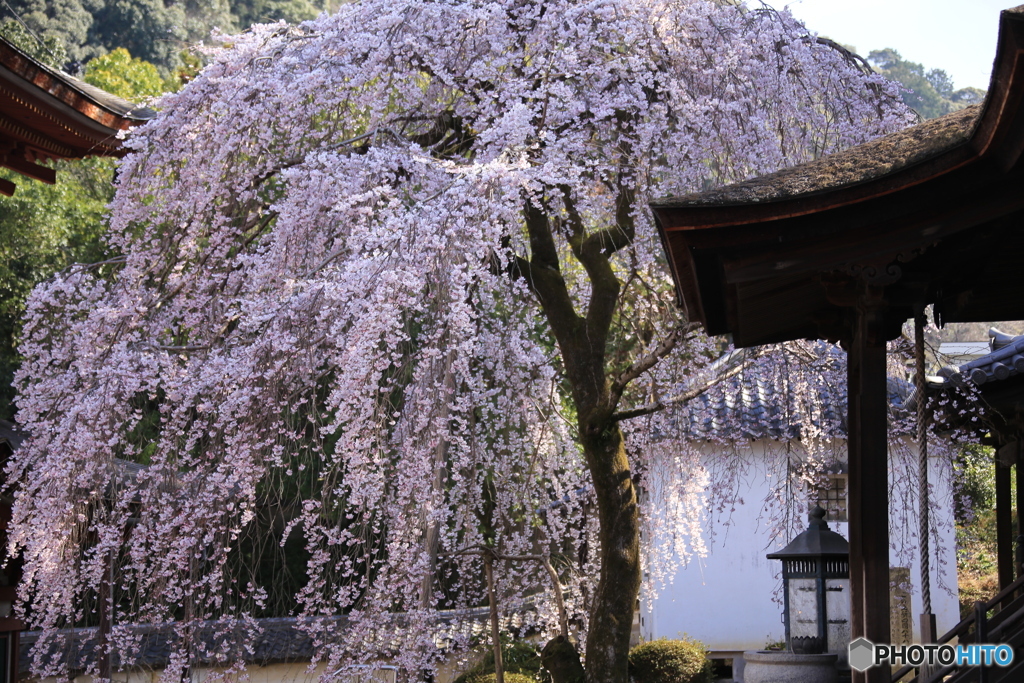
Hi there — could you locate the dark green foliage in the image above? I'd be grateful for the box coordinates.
[868,48,986,121]
[89,0,186,72]
[0,1,340,75]
[0,0,99,64]
[954,443,996,520]
[0,17,66,66]
[180,0,237,43]
[628,638,714,683]
[540,636,584,683]
[454,639,548,683]
[0,158,114,420]
[232,0,320,28]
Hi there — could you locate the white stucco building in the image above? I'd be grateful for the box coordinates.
[640,344,959,678]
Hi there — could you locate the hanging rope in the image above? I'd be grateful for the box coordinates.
[915,310,932,618]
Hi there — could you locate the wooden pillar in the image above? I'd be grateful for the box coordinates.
[996,453,1013,590]
[1016,452,1024,580]
[848,304,890,683]
[97,564,111,682]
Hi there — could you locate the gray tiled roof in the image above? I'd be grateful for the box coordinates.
[20,617,324,672]
[941,328,1024,387]
[677,344,910,440]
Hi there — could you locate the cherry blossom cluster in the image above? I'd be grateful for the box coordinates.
[8,0,911,679]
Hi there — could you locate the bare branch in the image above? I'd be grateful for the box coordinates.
[609,403,665,422]
[610,345,769,422]
[665,347,768,405]
[610,326,684,402]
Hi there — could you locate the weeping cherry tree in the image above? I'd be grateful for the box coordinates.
[7,1,912,681]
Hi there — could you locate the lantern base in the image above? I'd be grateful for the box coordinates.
[742,651,838,683]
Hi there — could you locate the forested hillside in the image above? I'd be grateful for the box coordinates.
[868,48,986,121]
[0,1,345,73]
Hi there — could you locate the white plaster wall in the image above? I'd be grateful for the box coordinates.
[641,437,959,655]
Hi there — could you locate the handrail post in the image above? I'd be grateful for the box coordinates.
[975,601,988,683]
[1016,535,1024,592]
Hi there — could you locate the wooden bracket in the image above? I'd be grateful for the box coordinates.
[1,152,55,184]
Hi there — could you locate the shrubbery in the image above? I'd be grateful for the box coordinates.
[628,638,714,683]
[453,639,546,683]
[463,674,537,683]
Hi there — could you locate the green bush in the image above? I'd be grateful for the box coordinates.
[629,638,714,683]
[466,675,537,683]
[453,639,545,683]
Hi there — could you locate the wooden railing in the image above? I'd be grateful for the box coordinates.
[890,573,1024,683]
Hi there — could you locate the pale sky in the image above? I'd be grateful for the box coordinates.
[784,0,1011,91]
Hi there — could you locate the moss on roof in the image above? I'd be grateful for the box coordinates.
[652,104,981,208]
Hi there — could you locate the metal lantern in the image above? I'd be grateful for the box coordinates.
[767,505,851,661]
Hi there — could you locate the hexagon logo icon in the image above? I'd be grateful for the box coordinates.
[848,637,876,672]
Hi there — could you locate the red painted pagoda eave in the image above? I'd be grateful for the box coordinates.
[0,37,154,195]
[651,5,1024,348]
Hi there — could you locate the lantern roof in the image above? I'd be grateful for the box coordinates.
[767,506,850,559]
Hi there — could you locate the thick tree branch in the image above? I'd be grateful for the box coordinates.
[560,187,626,355]
[578,181,636,258]
[523,198,582,341]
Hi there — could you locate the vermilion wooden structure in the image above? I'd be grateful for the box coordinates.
[651,6,1024,683]
[0,36,153,196]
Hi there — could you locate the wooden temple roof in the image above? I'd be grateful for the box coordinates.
[916,328,1024,442]
[651,4,1024,348]
[0,36,155,196]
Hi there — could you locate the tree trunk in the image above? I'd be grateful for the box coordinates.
[580,418,640,683]
[518,193,642,683]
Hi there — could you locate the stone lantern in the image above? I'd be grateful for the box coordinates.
[766,505,851,666]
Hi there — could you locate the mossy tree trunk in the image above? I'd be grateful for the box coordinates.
[512,188,674,683]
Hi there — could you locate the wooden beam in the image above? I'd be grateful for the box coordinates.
[1,153,55,184]
[0,617,23,632]
[848,303,890,683]
[0,177,14,197]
